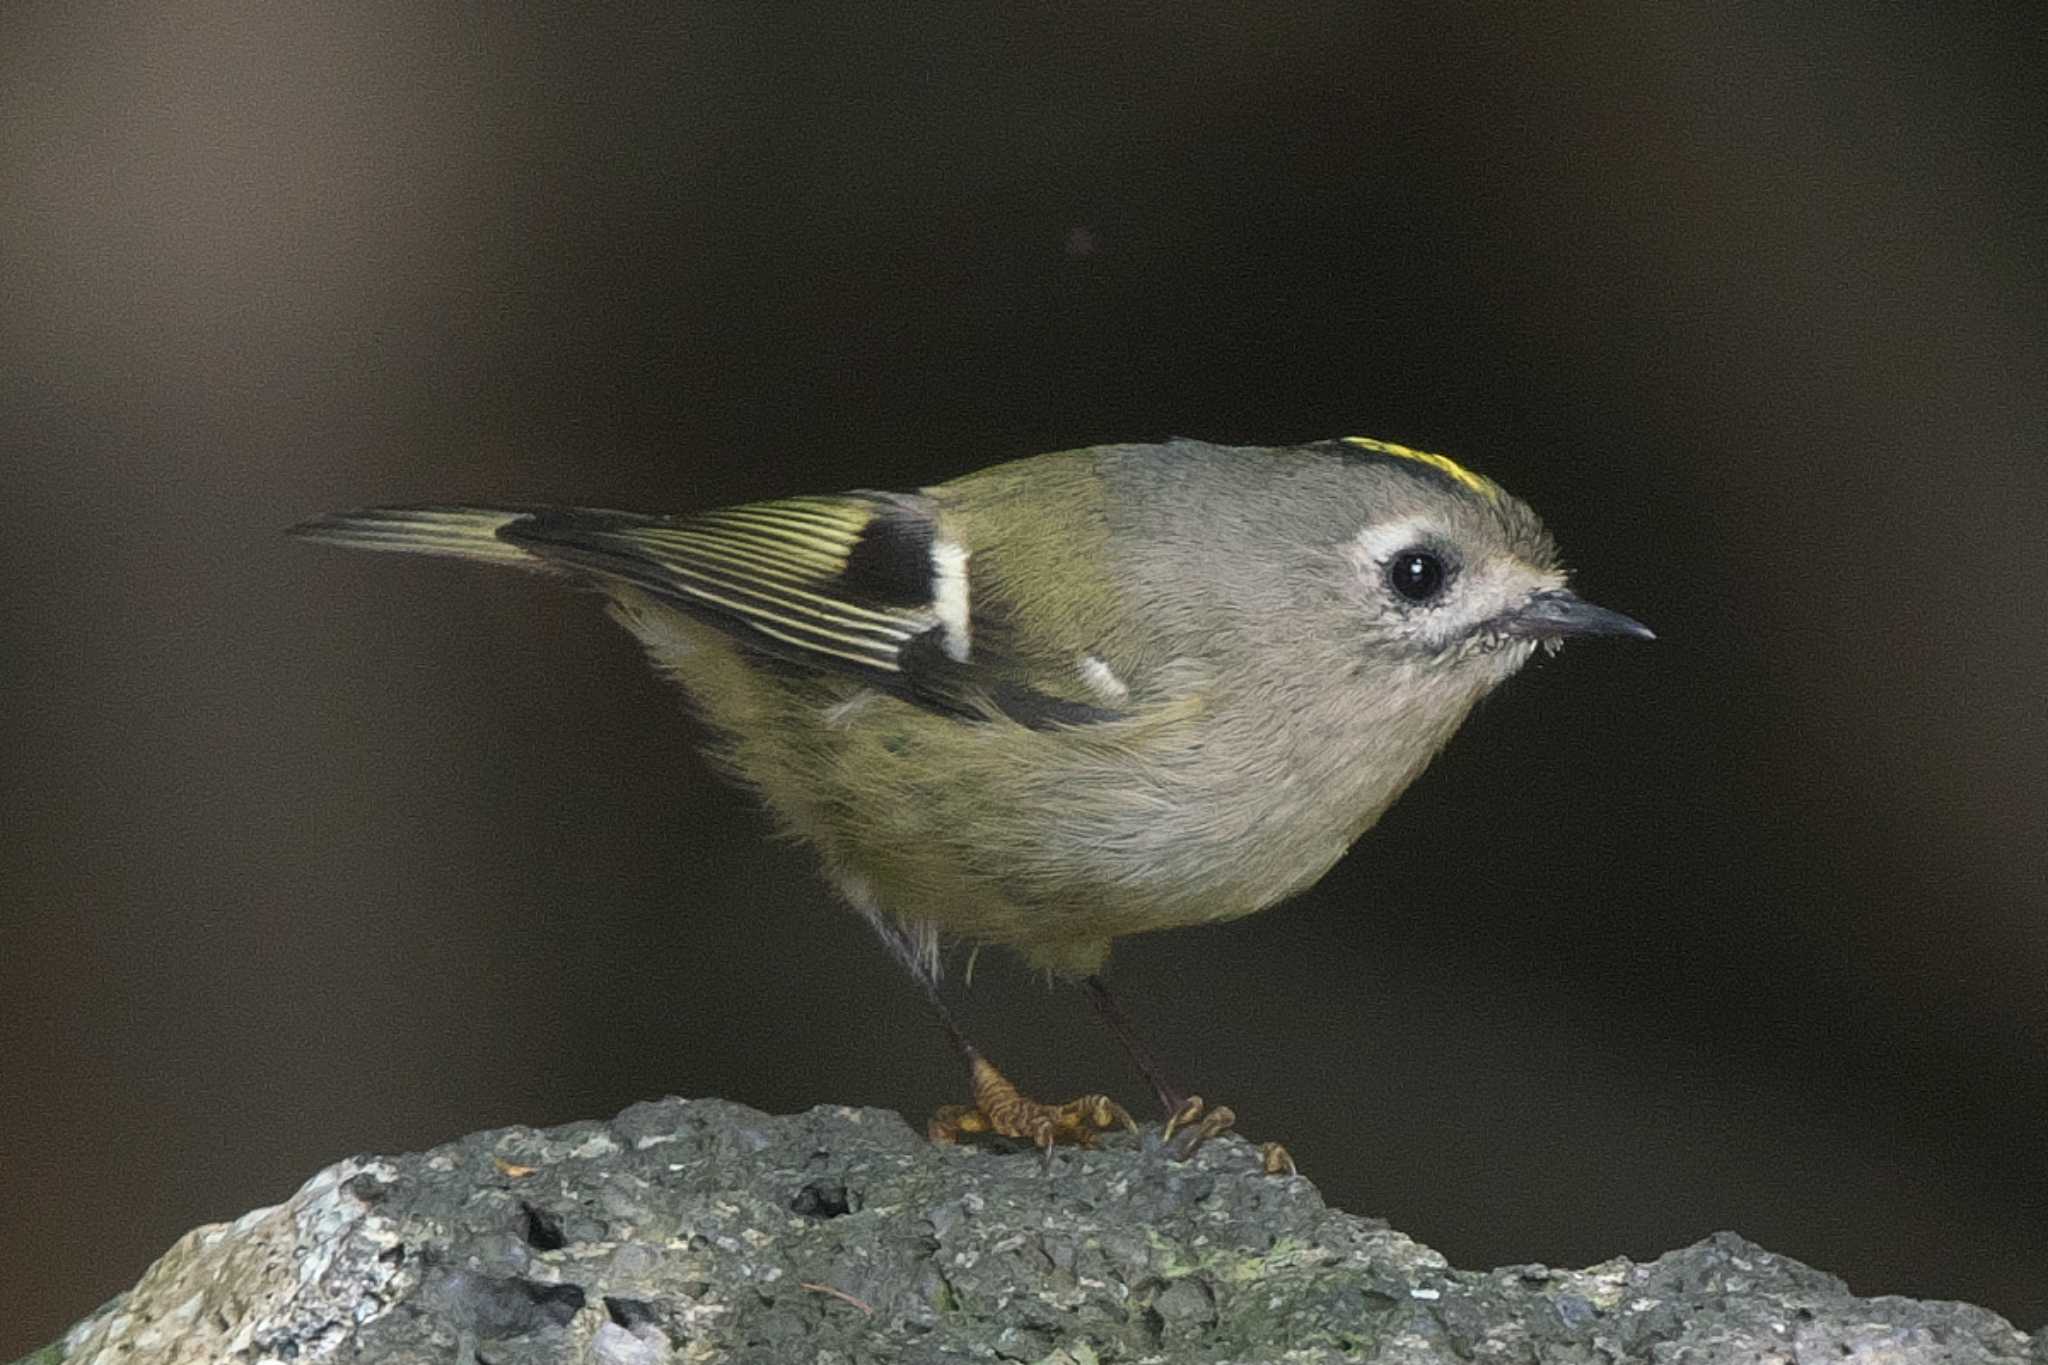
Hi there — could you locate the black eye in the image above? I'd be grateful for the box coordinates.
[1388,550,1446,602]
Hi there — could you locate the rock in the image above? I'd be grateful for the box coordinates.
[24,1097,2042,1364]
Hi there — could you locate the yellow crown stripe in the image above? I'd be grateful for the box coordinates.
[1342,436,1500,501]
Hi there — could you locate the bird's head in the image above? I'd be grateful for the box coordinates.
[1326,437,1652,696]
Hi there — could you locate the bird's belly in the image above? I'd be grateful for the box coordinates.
[696,662,1426,963]
[821,726,1369,952]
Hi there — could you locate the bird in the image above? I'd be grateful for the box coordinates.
[292,435,1652,1164]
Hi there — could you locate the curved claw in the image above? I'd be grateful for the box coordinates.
[1161,1095,1206,1145]
[1178,1105,1235,1159]
[1155,1099,1295,1176]
[1159,1095,1234,1157]
[928,1057,1135,1157]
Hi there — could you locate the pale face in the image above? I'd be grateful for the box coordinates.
[1343,514,1566,668]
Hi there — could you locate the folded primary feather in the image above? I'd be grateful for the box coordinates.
[289,492,1122,729]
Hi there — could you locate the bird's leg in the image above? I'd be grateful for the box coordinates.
[1082,973,1230,1151]
[855,906,1132,1154]
[1082,973,1190,1115]
[1082,973,1296,1174]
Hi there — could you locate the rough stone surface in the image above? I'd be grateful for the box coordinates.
[23,1098,2043,1364]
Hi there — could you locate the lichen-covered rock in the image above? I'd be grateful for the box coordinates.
[28,1098,2042,1364]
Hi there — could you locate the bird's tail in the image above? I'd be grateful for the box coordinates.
[287,505,544,569]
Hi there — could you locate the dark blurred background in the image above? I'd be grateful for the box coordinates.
[4,2,2044,1353]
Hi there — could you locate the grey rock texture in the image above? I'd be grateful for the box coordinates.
[26,1098,2042,1364]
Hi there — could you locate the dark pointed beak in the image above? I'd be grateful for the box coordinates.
[1499,589,1656,641]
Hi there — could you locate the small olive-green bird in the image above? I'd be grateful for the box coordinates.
[293,436,1651,1161]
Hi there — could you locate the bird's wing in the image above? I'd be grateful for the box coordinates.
[495,494,1126,729]
[502,495,929,676]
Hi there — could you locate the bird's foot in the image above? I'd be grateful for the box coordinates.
[1161,1093,1232,1155]
[927,1055,1136,1155]
[1160,1095,1296,1175]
